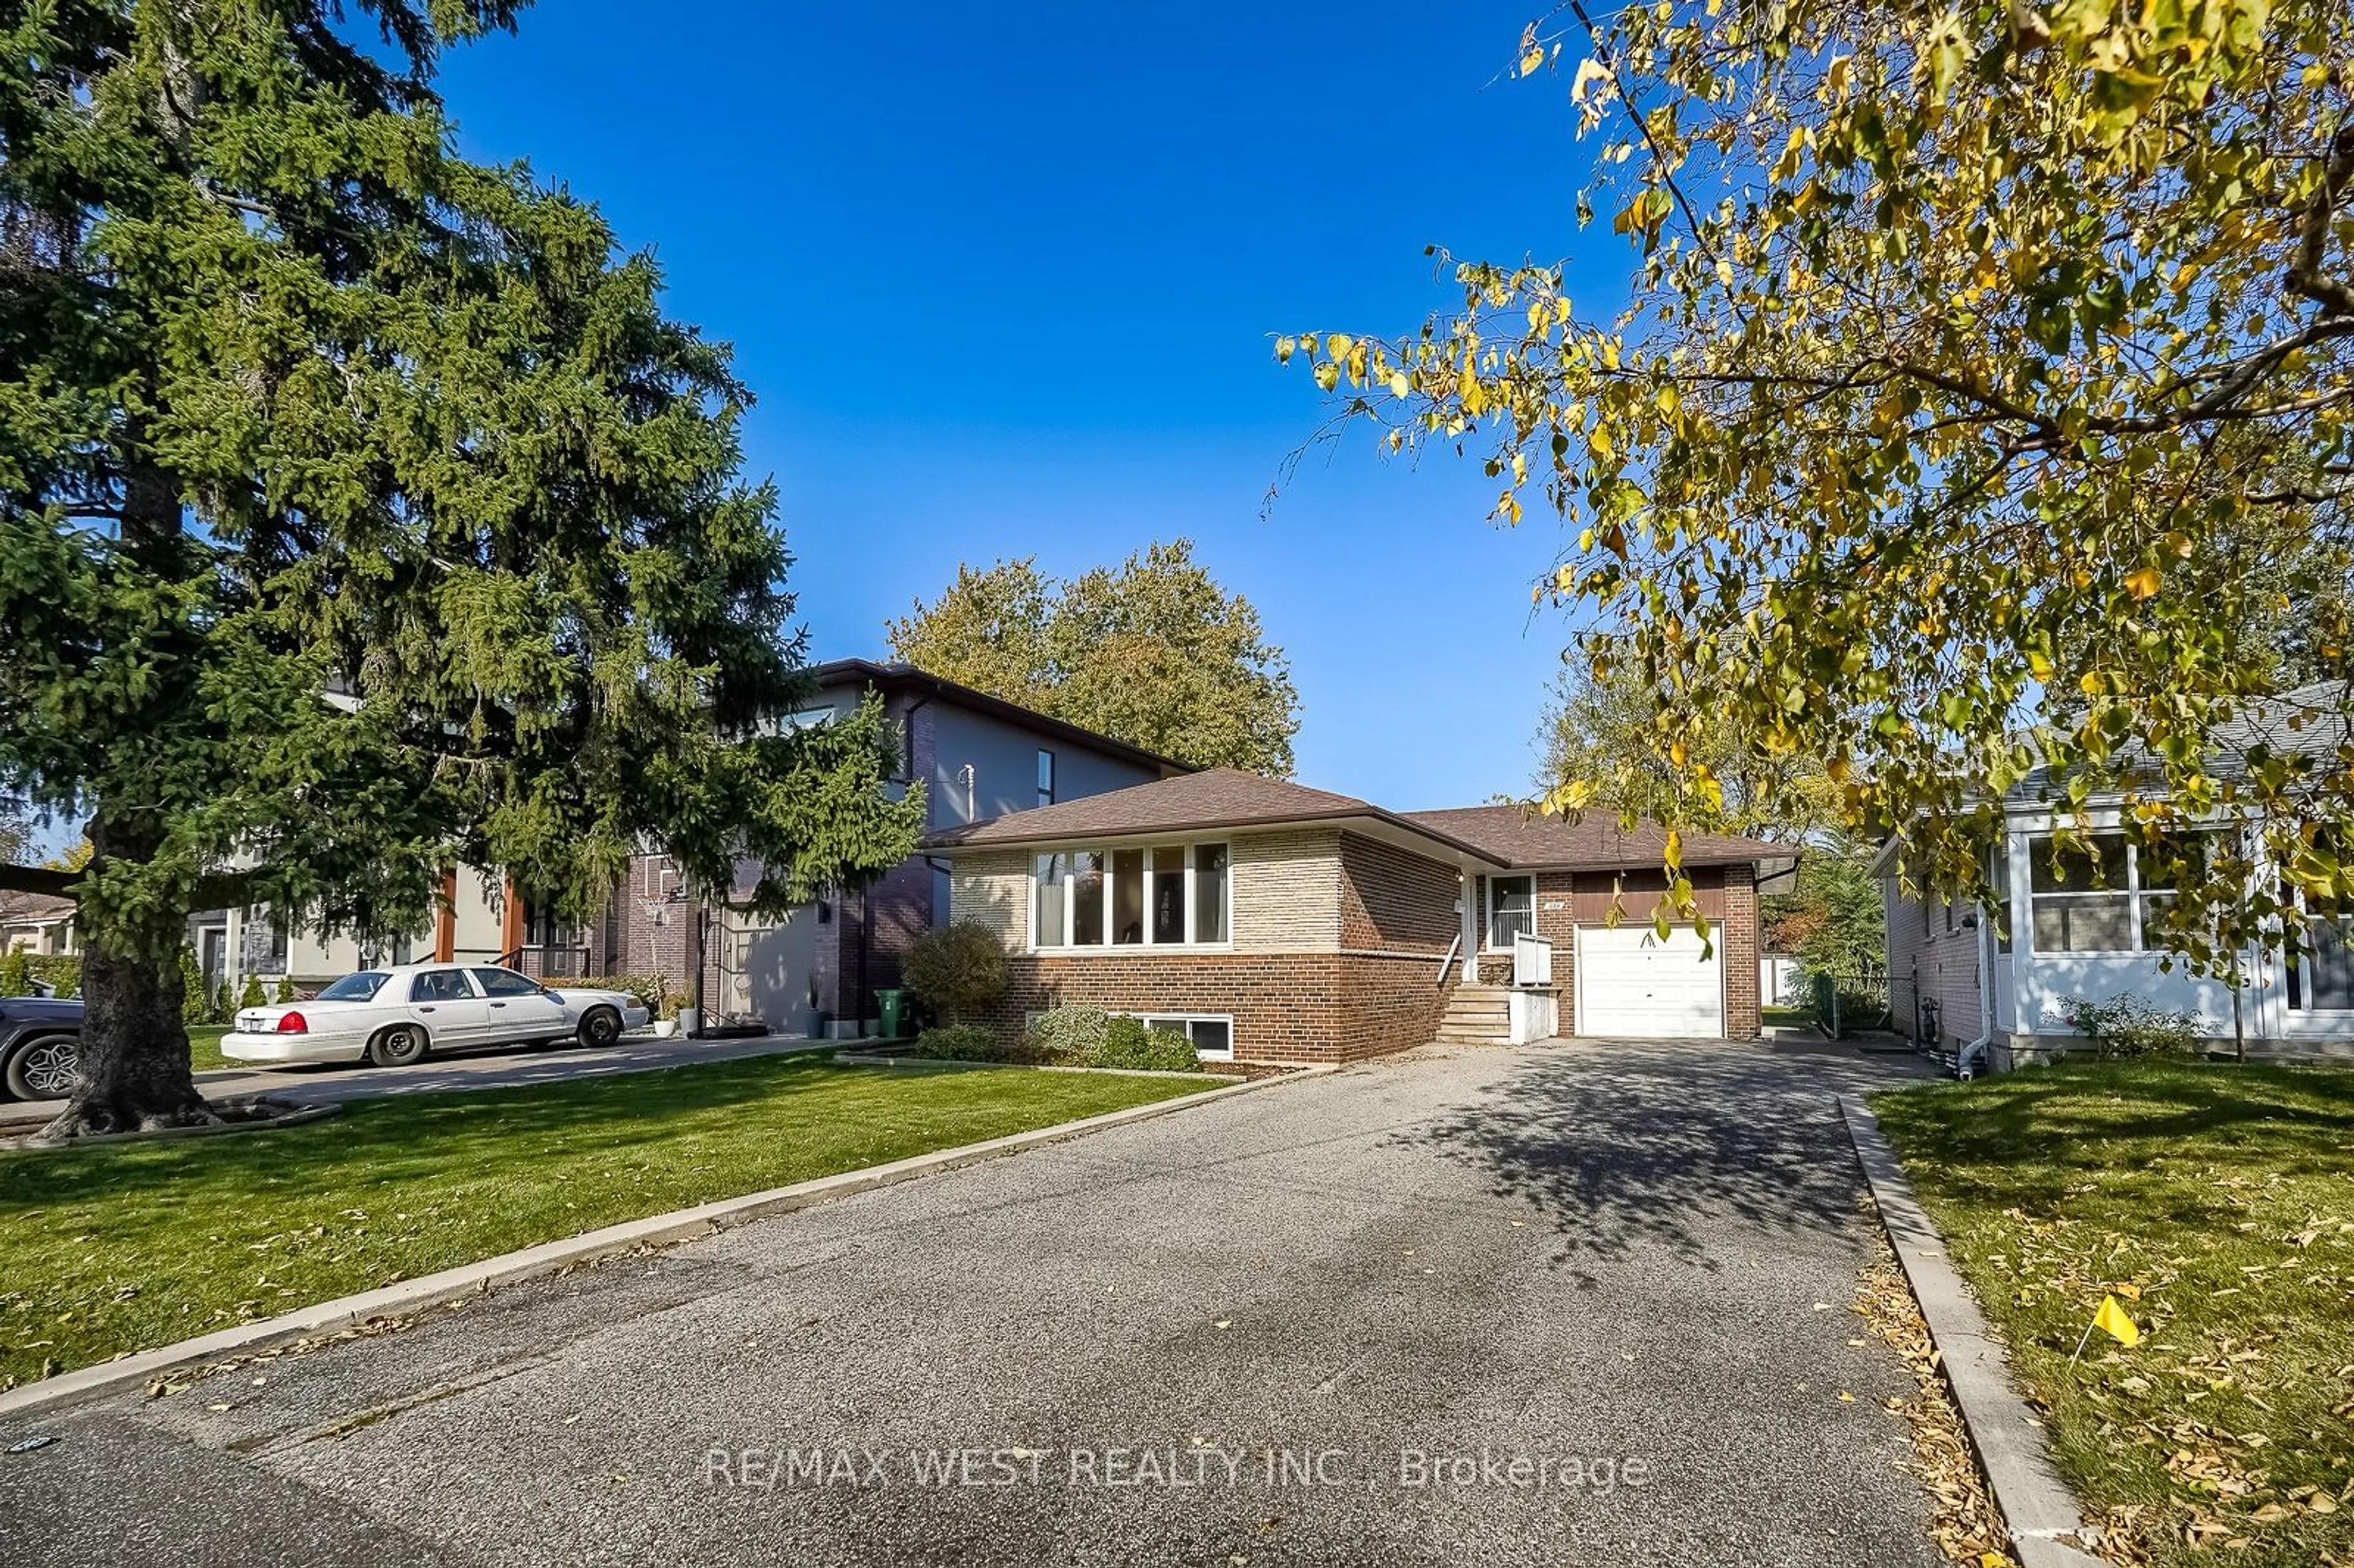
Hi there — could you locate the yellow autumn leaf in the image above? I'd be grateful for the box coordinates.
[2125,566,2162,599]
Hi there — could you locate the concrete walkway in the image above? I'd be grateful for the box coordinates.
[6,1030,838,1124]
[4,1037,1944,1567]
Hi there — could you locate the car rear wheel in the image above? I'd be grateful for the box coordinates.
[577,1007,622,1049]
[4,1032,79,1100]
[369,1024,430,1068]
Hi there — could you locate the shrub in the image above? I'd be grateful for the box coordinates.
[1099,1018,1201,1071]
[26,954,78,997]
[2058,994,2201,1060]
[275,975,300,1003]
[901,922,1009,1023]
[178,950,211,1024]
[0,948,28,997]
[238,973,267,1009]
[609,972,669,1014]
[211,980,232,1022]
[1023,1004,1110,1065]
[905,1023,1004,1061]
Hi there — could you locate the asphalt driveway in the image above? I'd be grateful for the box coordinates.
[5,1037,1945,1567]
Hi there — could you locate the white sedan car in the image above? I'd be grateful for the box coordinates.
[221,962,652,1068]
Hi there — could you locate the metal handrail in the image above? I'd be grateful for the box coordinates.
[1487,907,1536,950]
[1438,932,1462,986]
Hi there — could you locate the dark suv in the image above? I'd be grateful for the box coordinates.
[0,995,82,1101]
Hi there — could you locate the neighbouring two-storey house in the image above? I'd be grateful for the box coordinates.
[189,660,1189,1029]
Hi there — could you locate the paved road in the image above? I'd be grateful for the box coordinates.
[5,1037,1943,1567]
[7,1031,836,1124]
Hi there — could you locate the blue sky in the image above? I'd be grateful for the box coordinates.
[435,2,1619,809]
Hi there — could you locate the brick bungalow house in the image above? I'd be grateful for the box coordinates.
[927,769,1796,1067]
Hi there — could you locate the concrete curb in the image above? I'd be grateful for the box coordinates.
[0,1068,1303,1423]
[1840,1095,2108,1568]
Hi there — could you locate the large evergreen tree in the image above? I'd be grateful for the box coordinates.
[0,1,924,1137]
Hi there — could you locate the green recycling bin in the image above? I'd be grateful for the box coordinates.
[875,988,905,1040]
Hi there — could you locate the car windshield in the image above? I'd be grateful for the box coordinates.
[316,971,387,1002]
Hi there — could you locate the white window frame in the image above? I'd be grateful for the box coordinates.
[1482,873,1536,953]
[1128,1012,1235,1062]
[2025,832,2178,956]
[1029,840,1232,953]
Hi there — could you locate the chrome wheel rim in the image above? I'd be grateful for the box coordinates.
[21,1037,75,1095]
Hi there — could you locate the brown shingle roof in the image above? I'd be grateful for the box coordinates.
[921,769,1508,864]
[0,889,75,924]
[1401,805,1794,872]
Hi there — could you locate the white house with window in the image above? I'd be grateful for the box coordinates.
[1878,685,2354,1071]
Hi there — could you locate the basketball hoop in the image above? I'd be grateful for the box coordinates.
[638,898,668,927]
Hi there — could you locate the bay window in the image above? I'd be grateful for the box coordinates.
[1032,841,1230,948]
[1072,853,1107,946]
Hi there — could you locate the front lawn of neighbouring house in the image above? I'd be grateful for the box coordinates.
[188,1024,232,1074]
[0,1054,1220,1388]
[1873,1060,2354,1568]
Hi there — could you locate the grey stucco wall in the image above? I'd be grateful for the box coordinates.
[923,702,1160,833]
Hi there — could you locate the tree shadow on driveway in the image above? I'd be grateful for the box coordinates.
[1393,1037,1935,1287]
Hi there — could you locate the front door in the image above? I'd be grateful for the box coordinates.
[197,925,227,1000]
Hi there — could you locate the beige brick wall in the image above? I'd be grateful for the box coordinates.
[1232,829,1343,952]
[950,848,1032,947]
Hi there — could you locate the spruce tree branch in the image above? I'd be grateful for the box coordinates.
[0,864,80,899]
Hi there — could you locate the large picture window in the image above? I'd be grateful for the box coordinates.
[1032,841,1230,948]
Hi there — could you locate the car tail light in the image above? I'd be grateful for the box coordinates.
[276,1011,308,1035]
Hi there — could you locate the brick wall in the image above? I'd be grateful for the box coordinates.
[1339,953,1453,1058]
[1339,833,1459,953]
[1232,830,1343,951]
[1721,861,1761,1039]
[972,951,1438,1066]
[1885,880,1983,1049]
[950,849,1031,948]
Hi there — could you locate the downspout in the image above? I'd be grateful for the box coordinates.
[1956,902,1994,1079]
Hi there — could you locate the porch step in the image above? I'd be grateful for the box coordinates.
[1436,983,1513,1045]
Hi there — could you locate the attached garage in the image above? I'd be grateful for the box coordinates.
[1574,924,1724,1038]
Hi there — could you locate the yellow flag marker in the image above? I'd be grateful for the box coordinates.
[2073,1295,2141,1362]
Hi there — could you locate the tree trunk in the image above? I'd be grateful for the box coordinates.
[37,821,216,1140]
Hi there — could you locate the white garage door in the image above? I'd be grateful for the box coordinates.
[1576,924,1724,1038]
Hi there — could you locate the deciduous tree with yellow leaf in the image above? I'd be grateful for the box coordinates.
[1293,0,2353,965]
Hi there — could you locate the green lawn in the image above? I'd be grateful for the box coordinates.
[0,1054,1219,1388]
[1873,1060,2354,1567]
[188,1024,232,1074]
[1762,1004,1814,1029]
